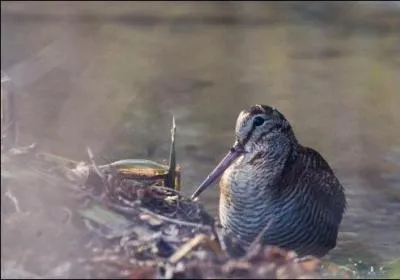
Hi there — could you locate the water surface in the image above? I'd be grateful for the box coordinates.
[2,1,400,264]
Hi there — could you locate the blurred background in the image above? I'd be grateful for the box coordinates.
[1,0,400,268]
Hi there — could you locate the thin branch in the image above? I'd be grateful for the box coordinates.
[211,222,229,257]
[107,202,211,230]
[87,146,111,194]
[5,190,21,212]
[246,218,274,256]
[138,206,211,230]
[168,234,208,264]
[168,233,223,265]
[150,185,182,197]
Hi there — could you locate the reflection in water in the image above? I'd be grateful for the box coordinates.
[1,2,400,263]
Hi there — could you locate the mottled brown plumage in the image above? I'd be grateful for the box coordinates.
[192,104,346,258]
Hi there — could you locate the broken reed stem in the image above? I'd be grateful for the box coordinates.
[246,218,273,255]
[211,222,229,258]
[168,234,208,264]
[151,185,182,197]
[138,206,211,230]
[168,233,224,265]
[167,115,178,191]
[87,146,112,194]
[108,201,211,230]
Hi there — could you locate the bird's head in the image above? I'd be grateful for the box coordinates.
[191,104,298,200]
[234,104,297,154]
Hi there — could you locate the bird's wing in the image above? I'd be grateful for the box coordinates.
[296,147,347,225]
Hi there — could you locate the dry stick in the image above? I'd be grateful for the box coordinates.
[151,185,182,197]
[107,201,210,230]
[87,146,111,194]
[168,233,224,265]
[168,234,208,264]
[5,190,21,212]
[246,218,274,257]
[123,233,165,251]
[138,206,212,229]
[203,234,225,258]
[211,222,229,257]
[168,227,225,264]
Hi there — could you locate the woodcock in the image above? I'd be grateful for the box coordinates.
[191,104,347,258]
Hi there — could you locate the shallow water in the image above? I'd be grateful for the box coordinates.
[1,1,400,265]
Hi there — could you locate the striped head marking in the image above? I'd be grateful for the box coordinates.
[191,104,294,200]
[234,104,293,152]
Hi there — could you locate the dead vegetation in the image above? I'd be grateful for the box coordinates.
[1,75,355,279]
[1,139,356,279]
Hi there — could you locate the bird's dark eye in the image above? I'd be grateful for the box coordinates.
[253,116,265,127]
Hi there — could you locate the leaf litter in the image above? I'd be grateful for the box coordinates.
[1,118,355,279]
[1,75,382,279]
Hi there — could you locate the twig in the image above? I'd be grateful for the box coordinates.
[138,206,211,230]
[211,222,228,257]
[87,146,111,194]
[106,201,140,215]
[150,185,182,197]
[246,218,274,255]
[5,190,21,212]
[107,202,211,230]
[168,233,223,265]
[203,235,224,257]
[168,234,208,264]
[88,253,134,269]
[121,232,162,248]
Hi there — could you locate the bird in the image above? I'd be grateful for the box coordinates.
[191,104,346,258]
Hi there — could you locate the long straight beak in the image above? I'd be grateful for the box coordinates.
[191,142,244,200]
